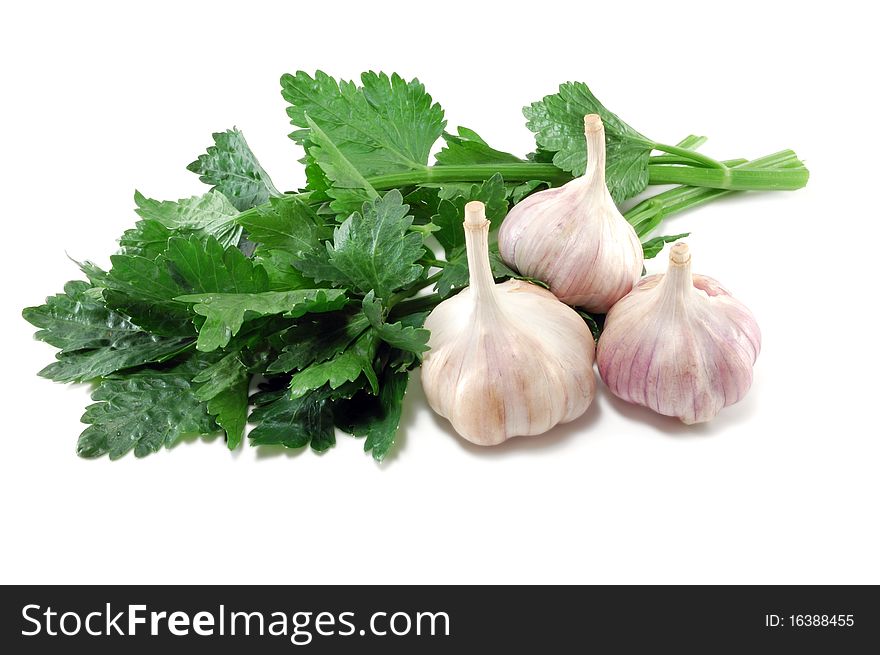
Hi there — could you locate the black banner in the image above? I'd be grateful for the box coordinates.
[1,585,876,652]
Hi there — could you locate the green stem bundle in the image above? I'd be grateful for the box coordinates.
[625,150,804,237]
[238,152,808,228]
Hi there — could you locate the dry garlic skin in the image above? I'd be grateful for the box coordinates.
[498,114,643,312]
[421,202,596,446]
[597,243,761,424]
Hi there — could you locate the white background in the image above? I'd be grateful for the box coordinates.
[2,0,878,585]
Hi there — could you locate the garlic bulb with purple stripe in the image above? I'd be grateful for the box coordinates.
[498,114,643,312]
[597,242,761,424]
[421,201,596,445]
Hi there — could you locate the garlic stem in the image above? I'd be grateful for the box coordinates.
[583,114,607,189]
[668,241,691,266]
[463,201,497,306]
[658,242,693,303]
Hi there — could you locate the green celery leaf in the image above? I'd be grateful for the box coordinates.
[311,190,425,299]
[303,116,379,216]
[134,190,242,248]
[102,254,194,336]
[434,126,523,166]
[302,152,331,201]
[193,351,249,400]
[248,389,335,452]
[187,127,279,211]
[237,196,326,255]
[267,311,370,373]
[290,247,346,288]
[402,186,442,225]
[289,329,378,398]
[335,369,409,462]
[164,235,269,295]
[236,195,328,291]
[250,384,290,408]
[524,81,655,202]
[206,386,248,450]
[38,337,193,383]
[435,249,468,298]
[395,311,428,329]
[103,235,270,336]
[281,70,445,177]
[432,173,508,255]
[527,148,557,163]
[641,233,690,259]
[387,335,427,373]
[24,280,149,353]
[253,249,316,291]
[193,352,251,449]
[362,292,429,354]
[77,356,219,459]
[176,289,348,352]
[106,254,183,300]
[76,260,111,288]
[118,219,177,259]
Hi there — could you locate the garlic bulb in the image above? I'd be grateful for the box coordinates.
[597,242,761,424]
[421,201,596,445]
[498,114,643,313]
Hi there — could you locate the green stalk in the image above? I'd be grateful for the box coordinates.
[367,160,808,191]
[239,156,808,226]
[367,163,570,189]
[647,163,808,190]
[374,159,807,193]
[649,155,712,166]
[674,135,709,150]
[647,136,711,166]
[626,151,804,238]
[388,272,442,308]
[738,149,803,169]
[389,292,443,318]
[652,142,727,169]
